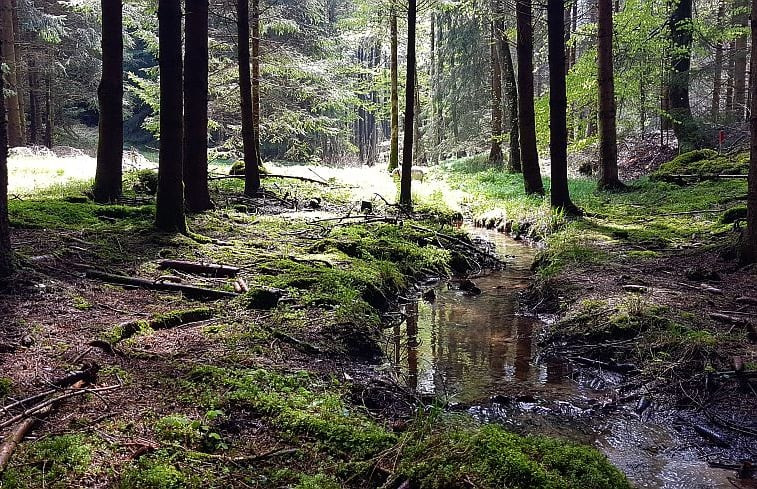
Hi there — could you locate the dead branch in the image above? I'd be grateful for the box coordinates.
[209,173,331,186]
[0,406,51,473]
[157,260,240,277]
[85,270,238,300]
[0,384,121,431]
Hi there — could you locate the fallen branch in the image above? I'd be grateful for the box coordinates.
[158,260,240,278]
[210,173,331,186]
[0,405,52,473]
[0,384,121,431]
[85,270,238,300]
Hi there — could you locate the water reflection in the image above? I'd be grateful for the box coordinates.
[386,232,571,404]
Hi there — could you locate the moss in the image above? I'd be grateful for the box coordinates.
[8,199,154,230]
[398,421,630,489]
[653,150,748,179]
[106,308,213,343]
[294,474,342,489]
[119,454,188,489]
[1,435,95,488]
[721,206,747,224]
[0,376,12,399]
[244,287,282,309]
[188,366,396,459]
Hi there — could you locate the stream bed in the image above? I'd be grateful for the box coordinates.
[385,228,748,489]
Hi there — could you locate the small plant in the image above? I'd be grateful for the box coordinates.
[0,377,12,399]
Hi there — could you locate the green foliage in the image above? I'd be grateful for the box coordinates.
[1,435,95,488]
[653,151,748,178]
[0,377,12,399]
[398,420,630,489]
[134,169,159,195]
[8,199,153,230]
[119,455,188,489]
[188,366,396,459]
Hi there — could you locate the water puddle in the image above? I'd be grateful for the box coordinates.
[385,228,747,489]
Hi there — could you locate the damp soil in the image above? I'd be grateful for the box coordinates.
[386,228,756,489]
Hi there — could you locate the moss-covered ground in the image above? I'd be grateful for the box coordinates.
[0,169,628,488]
[443,151,756,398]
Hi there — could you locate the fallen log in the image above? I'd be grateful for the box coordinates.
[209,173,331,186]
[157,260,240,278]
[0,404,52,473]
[692,423,730,447]
[85,270,238,300]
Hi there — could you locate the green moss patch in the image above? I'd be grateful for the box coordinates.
[652,150,748,179]
[9,199,153,230]
[398,420,630,489]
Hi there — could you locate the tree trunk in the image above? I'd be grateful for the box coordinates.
[597,0,622,189]
[499,34,521,173]
[742,0,757,262]
[516,0,544,195]
[733,0,749,120]
[155,0,187,233]
[413,71,427,165]
[93,0,124,203]
[489,17,504,167]
[183,0,212,212]
[252,0,262,167]
[28,57,42,145]
[0,35,12,276]
[238,0,261,196]
[0,0,22,147]
[669,0,696,151]
[10,0,24,145]
[399,0,417,208]
[44,71,53,148]
[725,42,735,114]
[548,0,578,211]
[712,0,725,121]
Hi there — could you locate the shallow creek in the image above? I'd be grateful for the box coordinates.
[385,228,741,489]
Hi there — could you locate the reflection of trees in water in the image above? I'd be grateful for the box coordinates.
[406,301,418,391]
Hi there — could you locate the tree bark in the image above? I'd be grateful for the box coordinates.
[94,0,124,203]
[238,0,261,196]
[516,0,544,194]
[742,0,757,262]
[155,0,187,233]
[712,0,725,121]
[669,0,696,151]
[0,34,11,276]
[399,0,417,208]
[44,70,53,148]
[548,0,578,211]
[413,71,427,165]
[252,0,262,167]
[597,0,622,189]
[500,34,521,173]
[10,0,24,145]
[732,0,749,121]
[489,15,504,167]
[0,0,22,147]
[183,0,212,212]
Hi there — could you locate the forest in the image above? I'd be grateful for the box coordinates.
[0,0,756,487]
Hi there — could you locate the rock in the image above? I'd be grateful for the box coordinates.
[422,289,436,303]
[459,279,482,296]
[245,287,284,310]
[623,285,648,293]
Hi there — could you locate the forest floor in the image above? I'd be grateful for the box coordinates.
[0,148,755,488]
[0,158,629,489]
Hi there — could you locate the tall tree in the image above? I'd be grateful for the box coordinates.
[743,0,757,261]
[669,0,696,151]
[488,4,504,167]
[500,33,521,173]
[516,0,544,194]
[183,0,212,212]
[399,0,417,208]
[548,0,578,211]
[0,0,22,147]
[93,0,124,204]
[732,0,749,120]
[712,0,725,121]
[238,0,261,196]
[388,3,399,171]
[597,0,623,189]
[0,36,12,277]
[252,0,262,168]
[155,0,187,233]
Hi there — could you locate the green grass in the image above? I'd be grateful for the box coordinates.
[444,152,747,277]
[1,435,97,488]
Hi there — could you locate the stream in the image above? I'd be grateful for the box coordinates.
[385,228,746,489]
